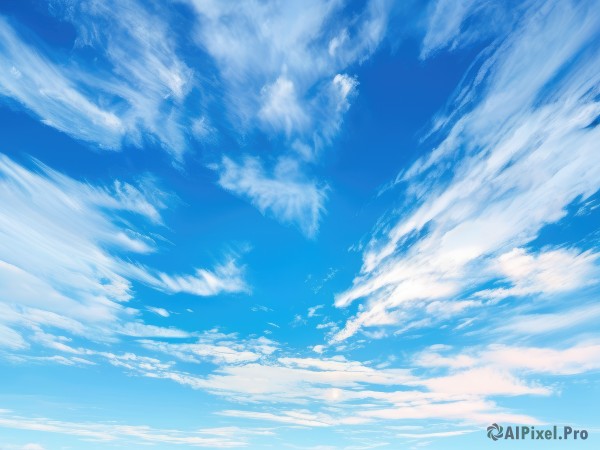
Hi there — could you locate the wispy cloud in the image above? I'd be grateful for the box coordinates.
[7,319,596,432]
[0,154,248,353]
[94,341,593,427]
[0,17,123,149]
[475,247,598,300]
[420,0,510,59]
[494,302,600,336]
[147,306,170,318]
[56,0,194,158]
[1,0,384,237]
[138,329,278,365]
[0,409,252,447]
[214,156,328,238]
[186,0,384,234]
[414,341,600,376]
[125,255,249,297]
[0,1,194,158]
[334,0,600,341]
[184,0,386,140]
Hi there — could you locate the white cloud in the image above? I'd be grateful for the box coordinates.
[414,342,600,376]
[115,352,415,404]
[0,0,381,256]
[395,430,475,439]
[317,321,337,330]
[183,1,379,232]
[413,348,477,370]
[308,305,325,318]
[0,17,124,149]
[495,303,600,335]
[21,445,45,450]
[46,337,581,430]
[0,410,247,447]
[138,331,278,365]
[359,398,540,426]
[117,323,191,339]
[220,409,368,428]
[251,305,272,313]
[420,0,507,59]
[0,1,195,158]
[211,73,358,237]
[215,156,327,238]
[313,73,359,152]
[0,324,28,351]
[0,154,248,352]
[476,247,598,300]
[481,343,600,376]
[420,367,550,396]
[334,0,600,341]
[64,0,194,158]
[0,0,384,173]
[185,0,387,136]
[125,256,249,297]
[259,76,309,135]
[147,307,170,318]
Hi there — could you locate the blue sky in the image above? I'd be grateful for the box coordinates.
[0,0,599,449]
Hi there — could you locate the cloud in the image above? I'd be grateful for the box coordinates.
[22,444,45,450]
[215,156,328,237]
[57,0,195,158]
[3,1,599,444]
[0,410,248,447]
[475,247,598,300]
[183,1,379,233]
[147,306,170,318]
[0,324,28,351]
[395,430,475,439]
[414,342,600,376]
[27,328,590,431]
[420,0,508,59]
[0,0,381,169]
[1,0,380,239]
[308,305,325,317]
[125,256,249,297]
[0,0,383,250]
[117,323,191,339]
[359,398,539,426]
[334,0,600,341]
[495,303,600,335]
[211,73,359,236]
[126,350,537,423]
[312,345,326,354]
[0,17,124,149]
[0,154,248,353]
[138,330,278,365]
[184,0,386,137]
[480,343,600,376]
[258,76,309,135]
[219,409,368,428]
[420,367,550,396]
[0,1,194,158]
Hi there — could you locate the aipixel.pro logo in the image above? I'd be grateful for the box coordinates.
[487,423,589,441]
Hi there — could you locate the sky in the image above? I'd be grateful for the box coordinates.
[0,0,599,449]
